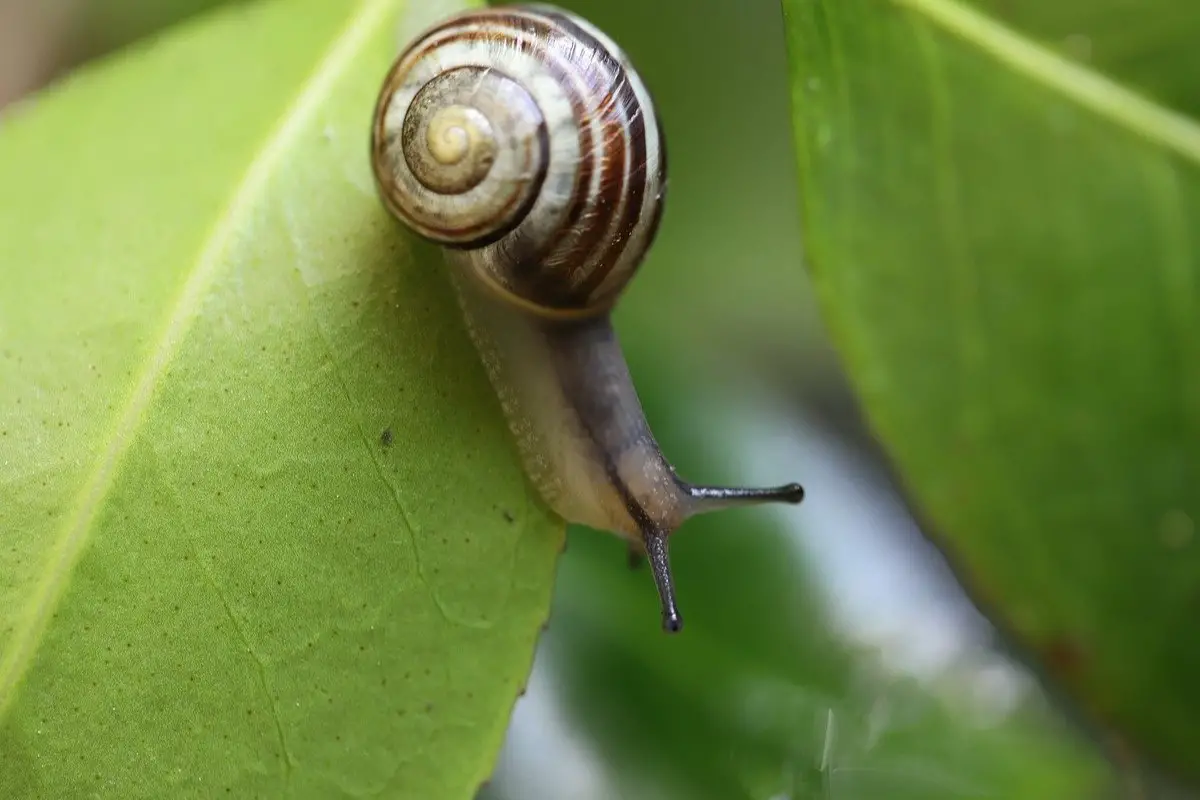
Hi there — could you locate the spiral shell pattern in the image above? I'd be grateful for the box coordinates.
[371,5,667,317]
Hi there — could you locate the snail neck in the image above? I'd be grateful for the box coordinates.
[448,256,686,631]
[445,255,804,634]
[447,255,686,540]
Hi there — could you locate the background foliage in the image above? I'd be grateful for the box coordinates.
[784,0,1200,790]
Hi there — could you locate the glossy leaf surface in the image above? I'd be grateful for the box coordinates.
[0,0,562,796]
[783,0,1200,783]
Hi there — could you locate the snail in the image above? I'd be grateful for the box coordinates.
[370,4,804,632]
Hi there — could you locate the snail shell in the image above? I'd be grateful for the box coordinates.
[371,5,802,633]
[371,5,666,319]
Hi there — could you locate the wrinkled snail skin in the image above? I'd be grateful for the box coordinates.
[371,5,805,632]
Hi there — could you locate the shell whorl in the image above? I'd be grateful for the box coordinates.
[371,6,667,318]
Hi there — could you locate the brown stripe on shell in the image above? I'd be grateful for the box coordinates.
[500,9,617,309]
[544,77,634,298]
[450,11,618,311]
[574,79,648,303]
[529,8,654,309]
[588,96,668,304]
[403,6,546,52]
[475,11,602,305]
[527,83,626,307]
[404,11,548,66]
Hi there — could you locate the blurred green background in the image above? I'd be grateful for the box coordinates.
[0,0,1154,796]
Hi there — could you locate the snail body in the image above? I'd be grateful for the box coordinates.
[372,4,804,632]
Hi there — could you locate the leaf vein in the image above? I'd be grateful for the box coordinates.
[894,0,1200,165]
[192,541,294,793]
[0,0,396,716]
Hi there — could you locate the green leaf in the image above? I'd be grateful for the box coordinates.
[782,0,1200,785]
[0,0,562,796]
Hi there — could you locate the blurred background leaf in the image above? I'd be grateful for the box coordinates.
[64,0,254,59]
[1,0,1169,797]
[782,0,1200,790]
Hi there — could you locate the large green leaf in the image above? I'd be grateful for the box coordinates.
[0,0,562,796]
[782,0,1200,784]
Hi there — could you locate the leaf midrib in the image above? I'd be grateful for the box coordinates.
[897,0,1200,164]
[0,0,394,716]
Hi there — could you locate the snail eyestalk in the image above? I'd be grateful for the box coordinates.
[639,480,805,633]
[638,478,806,634]
[686,482,806,513]
[641,526,682,633]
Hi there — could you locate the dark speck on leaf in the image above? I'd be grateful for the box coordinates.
[502,510,514,523]
[380,428,394,448]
